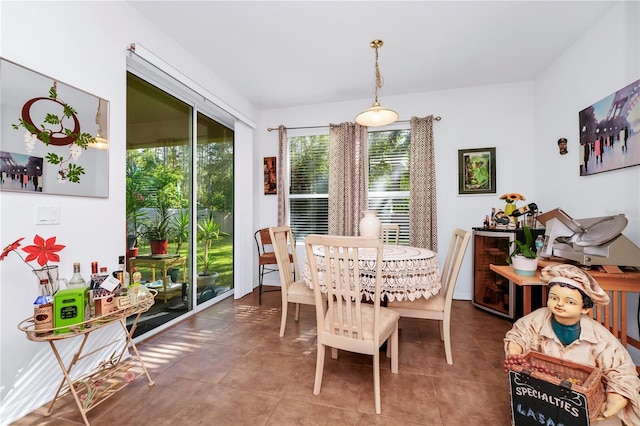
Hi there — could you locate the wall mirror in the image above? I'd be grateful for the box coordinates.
[0,58,109,197]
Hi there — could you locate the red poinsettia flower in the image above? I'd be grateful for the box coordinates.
[22,235,66,267]
[0,238,24,261]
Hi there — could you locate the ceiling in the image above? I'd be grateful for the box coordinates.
[127,1,617,111]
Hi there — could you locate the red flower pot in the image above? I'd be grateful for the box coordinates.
[149,240,168,255]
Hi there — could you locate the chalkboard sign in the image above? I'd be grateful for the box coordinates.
[509,370,590,426]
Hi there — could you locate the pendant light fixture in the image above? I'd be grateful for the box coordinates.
[355,39,398,127]
[89,98,108,150]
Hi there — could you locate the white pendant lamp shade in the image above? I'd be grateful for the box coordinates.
[89,134,109,150]
[355,102,398,127]
[355,39,397,128]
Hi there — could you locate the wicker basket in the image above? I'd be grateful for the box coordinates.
[509,351,605,423]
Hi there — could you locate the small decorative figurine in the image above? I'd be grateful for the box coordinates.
[558,137,568,155]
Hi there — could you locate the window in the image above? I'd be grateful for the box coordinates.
[289,134,329,239]
[289,129,410,242]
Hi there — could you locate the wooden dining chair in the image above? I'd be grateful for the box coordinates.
[255,227,293,304]
[269,226,316,337]
[380,224,400,244]
[387,228,471,365]
[305,234,400,415]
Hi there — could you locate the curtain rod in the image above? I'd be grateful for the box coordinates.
[267,116,441,132]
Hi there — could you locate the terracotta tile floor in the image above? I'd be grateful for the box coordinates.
[13,289,515,425]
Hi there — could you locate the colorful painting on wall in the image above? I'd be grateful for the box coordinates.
[263,156,277,195]
[458,147,496,195]
[579,79,639,176]
[0,152,44,192]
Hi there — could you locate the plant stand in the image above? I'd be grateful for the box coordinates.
[17,291,157,426]
[129,255,186,303]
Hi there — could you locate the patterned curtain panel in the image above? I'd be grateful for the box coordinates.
[409,116,437,250]
[328,122,369,236]
[277,125,288,226]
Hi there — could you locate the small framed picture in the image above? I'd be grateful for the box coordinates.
[263,156,277,195]
[458,147,496,195]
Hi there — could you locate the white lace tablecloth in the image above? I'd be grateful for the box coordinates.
[302,245,440,302]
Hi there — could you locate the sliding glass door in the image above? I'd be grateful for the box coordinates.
[126,71,234,336]
[195,112,234,305]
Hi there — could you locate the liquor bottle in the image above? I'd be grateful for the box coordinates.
[535,235,545,258]
[118,256,130,287]
[89,262,100,290]
[68,263,87,288]
[509,203,538,217]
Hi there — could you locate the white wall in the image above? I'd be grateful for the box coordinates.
[257,79,537,297]
[255,1,638,312]
[0,0,637,423]
[533,1,640,359]
[0,2,255,424]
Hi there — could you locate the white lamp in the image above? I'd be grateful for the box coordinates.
[355,40,398,127]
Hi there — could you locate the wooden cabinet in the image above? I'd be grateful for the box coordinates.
[472,228,545,319]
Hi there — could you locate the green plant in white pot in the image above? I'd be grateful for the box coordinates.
[506,226,539,276]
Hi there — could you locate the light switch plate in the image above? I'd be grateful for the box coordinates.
[36,205,60,225]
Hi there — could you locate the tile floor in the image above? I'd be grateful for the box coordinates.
[13,289,516,425]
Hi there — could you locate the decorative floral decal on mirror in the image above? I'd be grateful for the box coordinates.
[0,58,109,197]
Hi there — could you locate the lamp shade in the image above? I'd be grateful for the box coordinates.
[89,137,108,150]
[355,103,399,127]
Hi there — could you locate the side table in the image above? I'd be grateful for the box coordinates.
[18,290,156,425]
[129,255,187,303]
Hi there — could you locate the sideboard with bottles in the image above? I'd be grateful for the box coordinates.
[472,228,545,319]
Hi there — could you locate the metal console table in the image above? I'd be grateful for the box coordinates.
[18,290,156,425]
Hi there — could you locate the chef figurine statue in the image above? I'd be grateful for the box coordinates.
[504,264,640,425]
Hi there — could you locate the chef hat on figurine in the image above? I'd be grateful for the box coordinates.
[540,264,610,305]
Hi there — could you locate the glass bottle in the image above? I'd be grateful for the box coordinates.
[118,256,130,286]
[535,235,545,258]
[68,262,87,288]
[90,261,98,277]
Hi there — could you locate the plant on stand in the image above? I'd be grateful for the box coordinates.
[506,226,538,276]
[142,205,173,255]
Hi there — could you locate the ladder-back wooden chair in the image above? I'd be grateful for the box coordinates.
[387,228,471,365]
[305,234,399,414]
[269,226,316,337]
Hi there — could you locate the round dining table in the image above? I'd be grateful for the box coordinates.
[302,244,441,302]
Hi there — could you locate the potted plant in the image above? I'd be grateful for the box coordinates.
[172,209,189,253]
[506,226,538,276]
[142,205,173,255]
[196,214,223,288]
[126,179,147,258]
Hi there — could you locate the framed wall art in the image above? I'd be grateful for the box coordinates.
[578,78,639,176]
[0,58,109,197]
[458,147,496,195]
[263,156,277,195]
